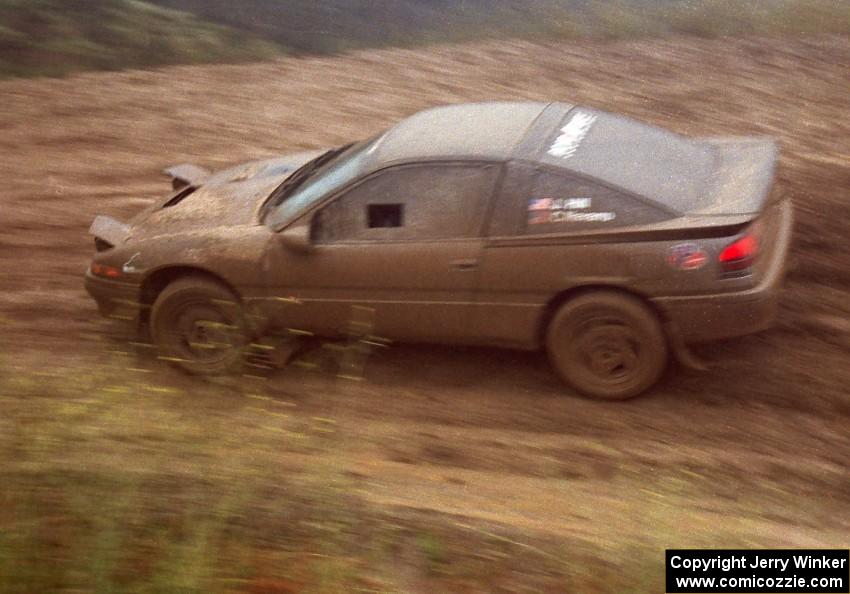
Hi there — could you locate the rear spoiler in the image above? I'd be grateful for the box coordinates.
[163,163,210,190]
[695,137,778,216]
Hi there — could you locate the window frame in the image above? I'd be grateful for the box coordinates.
[487,159,679,239]
[288,159,504,245]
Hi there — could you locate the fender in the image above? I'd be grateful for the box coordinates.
[89,215,130,247]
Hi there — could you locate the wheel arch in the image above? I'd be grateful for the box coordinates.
[535,284,668,347]
[139,266,240,326]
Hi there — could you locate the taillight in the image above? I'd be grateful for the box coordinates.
[719,221,761,274]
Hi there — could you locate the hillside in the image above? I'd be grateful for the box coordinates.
[151,0,850,51]
[3,0,850,77]
[1,35,849,591]
[0,0,279,77]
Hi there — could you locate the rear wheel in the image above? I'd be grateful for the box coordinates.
[150,277,248,375]
[546,291,667,400]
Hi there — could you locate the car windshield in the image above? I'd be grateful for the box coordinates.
[263,139,375,229]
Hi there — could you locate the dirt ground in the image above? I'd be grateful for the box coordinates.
[1,35,849,588]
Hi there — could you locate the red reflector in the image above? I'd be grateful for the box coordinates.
[719,232,759,272]
[719,235,757,262]
[91,263,121,278]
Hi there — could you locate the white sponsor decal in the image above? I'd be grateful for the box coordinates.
[547,111,597,159]
[550,210,616,223]
[527,196,615,224]
[553,197,591,210]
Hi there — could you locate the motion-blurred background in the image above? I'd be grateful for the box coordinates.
[1,2,848,593]
[3,0,850,77]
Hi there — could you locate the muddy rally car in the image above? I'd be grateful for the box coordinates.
[85,102,793,399]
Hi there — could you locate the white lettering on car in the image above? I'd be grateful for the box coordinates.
[547,111,597,159]
[549,210,616,223]
[527,196,615,224]
[553,197,591,210]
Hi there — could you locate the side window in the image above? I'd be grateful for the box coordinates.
[313,163,498,243]
[493,163,671,236]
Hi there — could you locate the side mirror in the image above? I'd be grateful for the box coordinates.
[278,222,313,253]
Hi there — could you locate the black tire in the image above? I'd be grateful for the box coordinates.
[149,277,248,375]
[545,291,668,400]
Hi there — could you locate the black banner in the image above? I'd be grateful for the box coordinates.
[666,549,849,593]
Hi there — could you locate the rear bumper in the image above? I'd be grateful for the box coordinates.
[653,198,793,343]
[84,271,141,321]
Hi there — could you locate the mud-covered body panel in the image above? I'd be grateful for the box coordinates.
[86,102,792,351]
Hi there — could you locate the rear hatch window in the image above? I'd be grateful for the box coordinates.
[538,108,716,213]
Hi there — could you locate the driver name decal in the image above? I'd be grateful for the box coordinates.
[528,196,616,225]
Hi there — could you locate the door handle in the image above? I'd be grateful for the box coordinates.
[450,259,478,271]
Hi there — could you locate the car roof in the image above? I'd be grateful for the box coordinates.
[368,101,716,210]
[369,101,572,163]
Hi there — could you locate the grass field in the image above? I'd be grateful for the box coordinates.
[5,350,837,593]
[3,0,850,78]
[0,0,280,78]
[0,357,611,592]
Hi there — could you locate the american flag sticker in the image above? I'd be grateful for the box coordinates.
[528,197,552,211]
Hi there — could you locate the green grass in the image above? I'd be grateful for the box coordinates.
[146,0,850,49]
[2,0,850,79]
[0,0,280,78]
[592,0,850,39]
[0,342,845,592]
[2,345,671,592]
[0,354,566,592]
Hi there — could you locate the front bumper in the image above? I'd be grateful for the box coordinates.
[84,271,141,321]
[653,198,793,344]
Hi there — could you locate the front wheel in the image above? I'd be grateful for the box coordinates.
[149,277,249,375]
[546,291,668,400]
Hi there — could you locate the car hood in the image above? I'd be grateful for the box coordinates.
[127,150,325,241]
[200,150,325,188]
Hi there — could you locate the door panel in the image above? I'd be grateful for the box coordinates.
[264,162,499,342]
[267,240,482,341]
